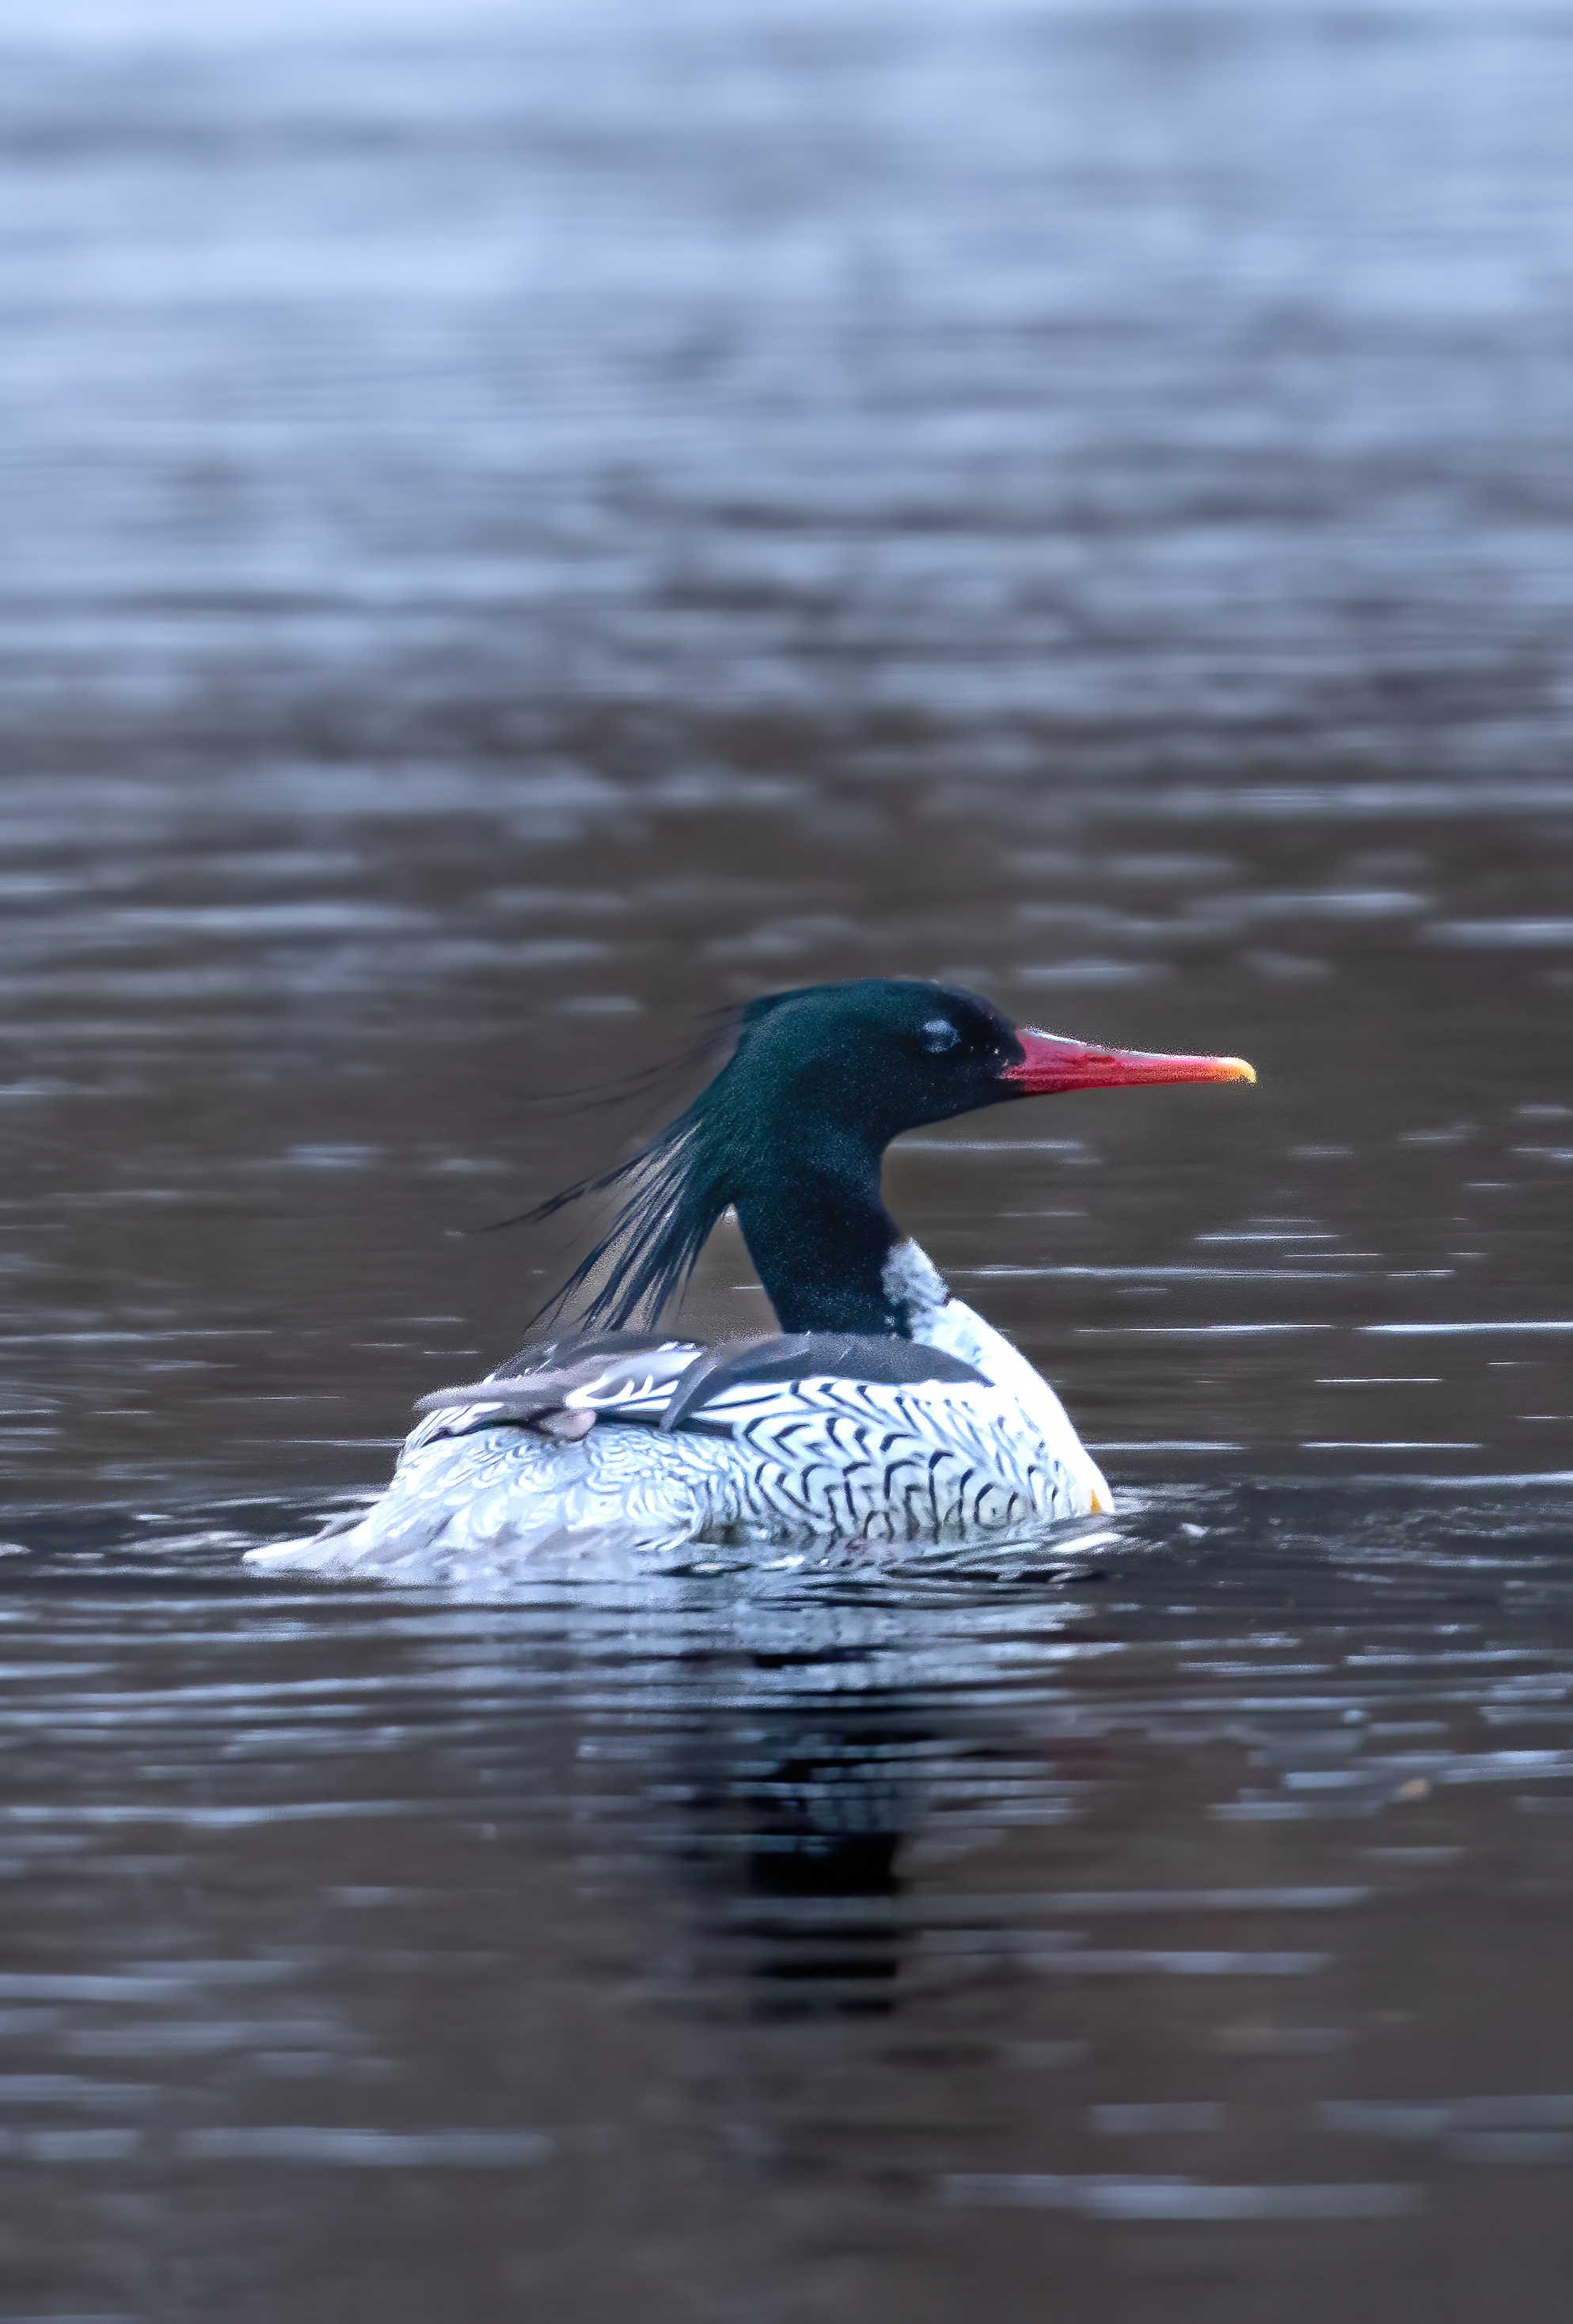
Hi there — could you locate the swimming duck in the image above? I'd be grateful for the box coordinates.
[250,978,1252,1581]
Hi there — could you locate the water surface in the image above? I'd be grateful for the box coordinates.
[2,1,1573,2315]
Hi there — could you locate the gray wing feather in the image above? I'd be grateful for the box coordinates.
[415,1339,704,1421]
[489,1327,685,1381]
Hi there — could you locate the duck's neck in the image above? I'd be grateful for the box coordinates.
[732,1140,948,1337]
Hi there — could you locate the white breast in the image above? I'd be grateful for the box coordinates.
[882,1239,1113,1515]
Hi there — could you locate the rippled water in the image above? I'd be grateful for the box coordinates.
[4,0,1573,2313]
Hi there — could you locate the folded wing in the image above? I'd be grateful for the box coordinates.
[413,1330,987,1443]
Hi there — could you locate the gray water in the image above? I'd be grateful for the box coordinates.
[3,1,1573,2315]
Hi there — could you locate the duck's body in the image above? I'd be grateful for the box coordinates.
[251,1240,1111,1585]
[249,980,1250,1586]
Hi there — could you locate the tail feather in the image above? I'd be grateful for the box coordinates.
[244,1426,709,1588]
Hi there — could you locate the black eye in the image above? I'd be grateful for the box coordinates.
[919,1017,961,1055]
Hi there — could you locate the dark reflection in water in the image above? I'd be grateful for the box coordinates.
[5,0,1573,2315]
[673,1696,933,2022]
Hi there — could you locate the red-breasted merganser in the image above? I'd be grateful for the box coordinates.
[249,979,1252,1584]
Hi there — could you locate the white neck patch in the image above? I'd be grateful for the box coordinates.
[881,1239,949,1331]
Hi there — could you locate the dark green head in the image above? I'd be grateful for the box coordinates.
[523,977,1253,1337]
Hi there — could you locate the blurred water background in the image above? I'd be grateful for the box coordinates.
[2,0,1573,2315]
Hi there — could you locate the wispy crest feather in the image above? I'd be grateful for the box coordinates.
[480,985,872,1335]
[483,1010,750,1333]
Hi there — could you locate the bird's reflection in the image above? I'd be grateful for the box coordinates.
[648,1558,1098,2021]
[674,1707,919,2018]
